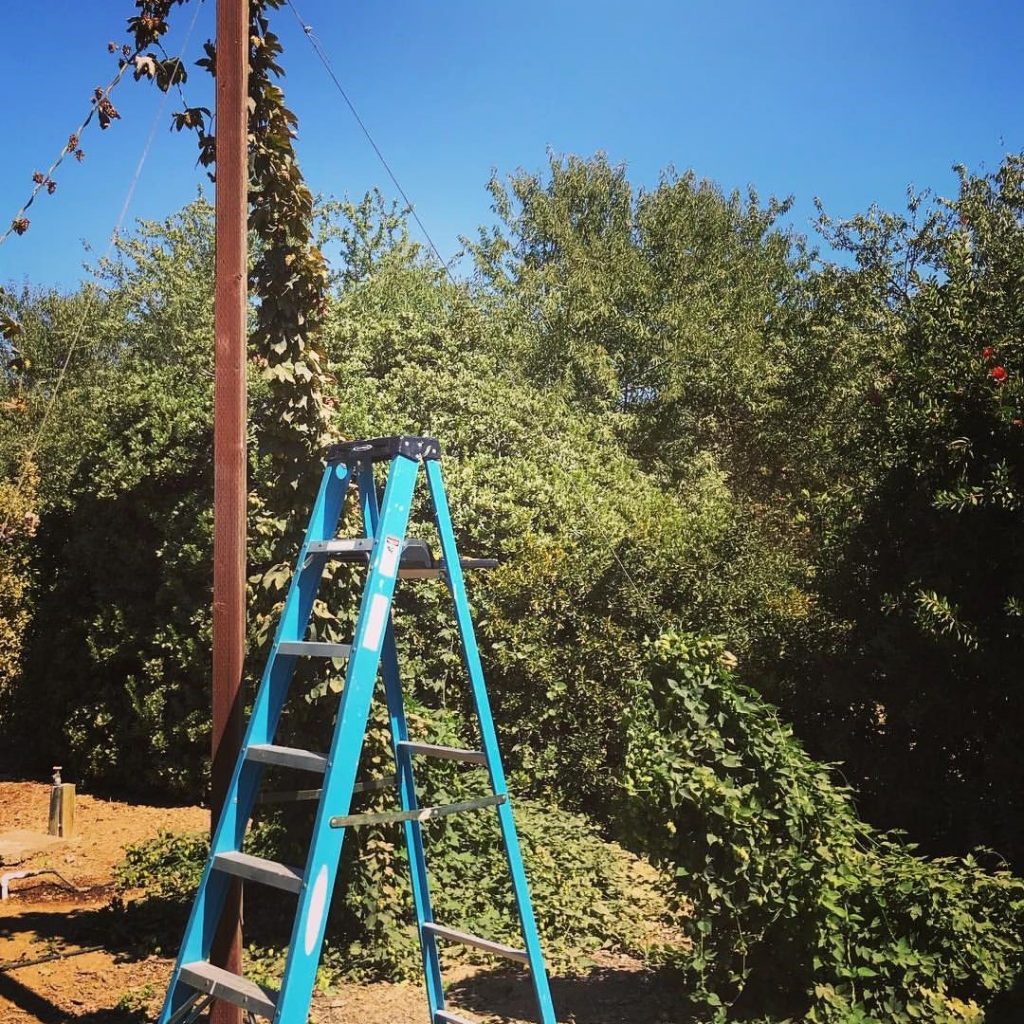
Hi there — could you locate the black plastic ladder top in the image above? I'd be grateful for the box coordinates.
[326,435,441,465]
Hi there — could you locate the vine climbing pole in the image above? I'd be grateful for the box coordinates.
[123,3,337,1012]
[211,2,249,1023]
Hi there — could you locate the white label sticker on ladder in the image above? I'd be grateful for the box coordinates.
[378,535,402,579]
[361,593,390,651]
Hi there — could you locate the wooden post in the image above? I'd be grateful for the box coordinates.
[47,768,76,838]
[212,1,248,1022]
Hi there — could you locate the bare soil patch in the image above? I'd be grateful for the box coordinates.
[312,957,685,1024]
[1,781,207,1022]
[0,782,208,891]
[1,781,679,1022]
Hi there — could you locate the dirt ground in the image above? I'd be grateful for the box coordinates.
[0,781,683,1023]
[0,781,206,1023]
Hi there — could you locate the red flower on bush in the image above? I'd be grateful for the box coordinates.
[982,346,996,360]
[990,366,1007,383]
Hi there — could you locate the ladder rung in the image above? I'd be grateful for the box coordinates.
[179,961,277,1020]
[330,793,506,829]
[277,640,351,658]
[398,741,487,766]
[213,851,303,894]
[306,538,431,565]
[258,775,397,805]
[423,922,528,964]
[436,1011,478,1024]
[247,743,327,773]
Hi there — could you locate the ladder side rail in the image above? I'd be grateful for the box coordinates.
[424,459,557,1024]
[273,454,419,1024]
[159,460,352,1024]
[359,464,447,1020]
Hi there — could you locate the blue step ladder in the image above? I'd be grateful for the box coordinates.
[158,436,557,1024]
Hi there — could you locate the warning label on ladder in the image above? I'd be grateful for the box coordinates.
[378,535,402,579]
[362,593,391,651]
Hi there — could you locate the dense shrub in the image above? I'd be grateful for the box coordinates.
[115,796,684,981]
[623,631,1024,1022]
[318,231,811,817]
[0,457,37,701]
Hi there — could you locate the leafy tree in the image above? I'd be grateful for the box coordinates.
[319,201,814,814]
[467,152,806,493]
[0,458,37,702]
[465,150,830,744]
[0,203,216,791]
[779,157,1024,862]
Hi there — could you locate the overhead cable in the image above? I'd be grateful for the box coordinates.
[284,0,459,287]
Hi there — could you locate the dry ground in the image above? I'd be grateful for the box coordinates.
[1,780,684,1023]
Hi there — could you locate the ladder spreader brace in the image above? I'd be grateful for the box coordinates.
[157,436,557,1024]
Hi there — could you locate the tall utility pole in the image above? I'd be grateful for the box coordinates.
[211,2,248,1023]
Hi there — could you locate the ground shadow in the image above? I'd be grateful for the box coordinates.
[0,969,150,1024]
[0,896,189,1023]
[0,894,189,963]
[448,963,689,1023]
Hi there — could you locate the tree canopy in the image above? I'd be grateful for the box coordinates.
[2,150,1023,1021]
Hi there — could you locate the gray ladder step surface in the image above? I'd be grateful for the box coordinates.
[179,961,277,1020]
[399,741,487,766]
[278,640,351,658]
[213,851,303,894]
[306,538,429,559]
[423,922,528,964]
[247,743,328,773]
[436,1011,478,1024]
[258,774,397,805]
[307,538,374,555]
[330,793,506,829]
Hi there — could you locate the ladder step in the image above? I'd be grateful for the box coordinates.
[306,538,374,556]
[179,961,277,1020]
[307,537,431,567]
[213,851,303,894]
[247,743,327,773]
[436,1011,478,1024]
[423,922,529,964]
[305,538,496,578]
[330,793,506,829]
[277,640,351,658]
[398,741,487,766]
[258,775,397,805]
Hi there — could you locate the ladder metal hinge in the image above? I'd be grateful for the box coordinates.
[329,793,506,829]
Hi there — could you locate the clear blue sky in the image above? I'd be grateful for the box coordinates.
[1,0,1021,290]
